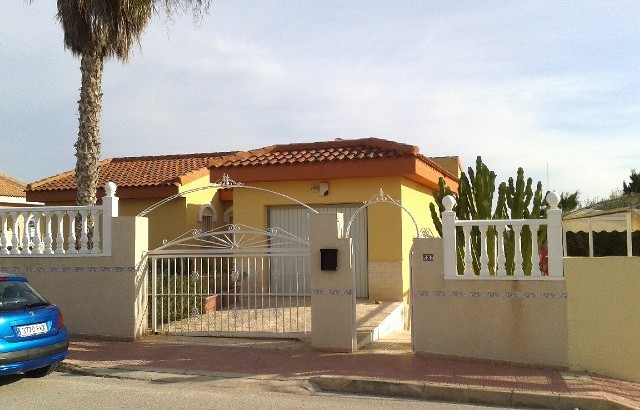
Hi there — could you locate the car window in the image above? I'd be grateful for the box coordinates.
[0,282,49,311]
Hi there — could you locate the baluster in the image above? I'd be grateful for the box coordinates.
[43,212,54,254]
[86,211,96,254]
[513,225,524,276]
[10,213,20,255]
[0,216,8,255]
[463,225,473,276]
[92,211,103,254]
[530,225,541,276]
[479,225,489,276]
[32,213,43,254]
[79,210,89,254]
[55,212,66,254]
[68,212,78,254]
[496,224,507,276]
[20,212,31,255]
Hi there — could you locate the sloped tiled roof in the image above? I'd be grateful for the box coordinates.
[26,138,459,202]
[0,173,26,198]
[28,152,233,193]
[210,138,456,180]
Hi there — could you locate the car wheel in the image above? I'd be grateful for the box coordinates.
[25,364,57,378]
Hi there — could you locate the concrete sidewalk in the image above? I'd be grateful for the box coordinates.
[59,335,640,410]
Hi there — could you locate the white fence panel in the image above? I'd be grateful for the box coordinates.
[442,192,563,280]
[0,183,118,257]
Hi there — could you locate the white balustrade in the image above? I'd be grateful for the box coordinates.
[0,183,118,257]
[442,191,564,280]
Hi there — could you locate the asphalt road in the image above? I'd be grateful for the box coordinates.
[0,371,525,410]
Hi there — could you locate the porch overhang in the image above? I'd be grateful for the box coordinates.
[26,184,181,203]
[209,156,459,193]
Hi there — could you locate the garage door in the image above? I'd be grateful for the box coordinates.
[269,205,368,298]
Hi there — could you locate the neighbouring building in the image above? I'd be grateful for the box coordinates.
[0,173,29,207]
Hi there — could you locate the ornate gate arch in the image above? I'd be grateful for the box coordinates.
[145,175,316,338]
[138,174,318,217]
[345,189,420,239]
[344,189,428,350]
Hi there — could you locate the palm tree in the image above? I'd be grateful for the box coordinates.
[56,0,209,205]
[559,191,580,214]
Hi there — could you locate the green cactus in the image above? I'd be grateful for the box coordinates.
[464,157,497,273]
[503,169,544,275]
[431,156,503,274]
[430,158,544,276]
[429,178,453,237]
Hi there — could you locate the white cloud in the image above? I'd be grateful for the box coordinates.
[1,0,638,205]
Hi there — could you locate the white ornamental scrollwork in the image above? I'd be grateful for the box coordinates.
[364,188,400,206]
[420,227,436,238]
[216,173,244,188]
[346,188,418,238]
[191,271,200,282]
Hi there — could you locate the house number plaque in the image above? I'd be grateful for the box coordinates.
[423,254,434,262]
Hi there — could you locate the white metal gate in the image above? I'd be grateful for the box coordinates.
[149,224,310,337]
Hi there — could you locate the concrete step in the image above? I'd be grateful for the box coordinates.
[355,301,404,349]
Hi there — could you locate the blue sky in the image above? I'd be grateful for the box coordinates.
[1,1,639,202]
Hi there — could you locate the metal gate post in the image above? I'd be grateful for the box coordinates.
[152,258,158,333]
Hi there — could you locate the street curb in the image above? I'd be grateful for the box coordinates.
[308,376,639,410]
[57,362,637,410]
[56,361,318,395]
[57,361,248,381]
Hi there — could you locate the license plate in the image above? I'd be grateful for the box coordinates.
[16,323,48,337]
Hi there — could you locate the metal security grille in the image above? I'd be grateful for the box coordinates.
[148,224,310,337]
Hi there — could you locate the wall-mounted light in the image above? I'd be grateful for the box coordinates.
[311,182,329,196]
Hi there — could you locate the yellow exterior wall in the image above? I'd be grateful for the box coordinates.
[182,177,221,231]
[565,257,640,383]
[117,175,217,249]
[400,179,438,319]
[231,178,403,262]
[231,177,439,302]
[232,178,404,301]
[118,197,186,249]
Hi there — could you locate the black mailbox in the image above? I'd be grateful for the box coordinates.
[320,248,338,271]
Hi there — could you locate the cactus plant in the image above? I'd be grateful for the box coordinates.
[430,158,544,276]
[501,169,544,275]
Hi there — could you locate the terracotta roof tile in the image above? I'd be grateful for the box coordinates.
[27,152,233,192]
[212,138,419,168]
[0,173,26,198]
[208,137,457,181]
[26,137,458,197]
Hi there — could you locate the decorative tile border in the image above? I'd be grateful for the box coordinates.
[311,289,352,296]
[414,290,567,299]
[0,266,139,274]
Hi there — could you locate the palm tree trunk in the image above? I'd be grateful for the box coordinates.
[75,50,103,206]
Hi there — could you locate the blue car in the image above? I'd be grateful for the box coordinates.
[0,273,68,377]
